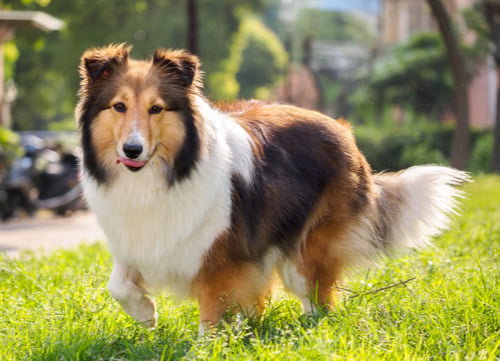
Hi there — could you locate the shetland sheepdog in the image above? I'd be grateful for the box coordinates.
[76,44,469,332]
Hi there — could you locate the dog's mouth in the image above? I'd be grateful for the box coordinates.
[116,156,148,172]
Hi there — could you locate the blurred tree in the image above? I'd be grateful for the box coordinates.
[427,0,470,170]
[209,16,288,100]
[368,33,454,119]
[0,0,266,130]
[236,17,288,99]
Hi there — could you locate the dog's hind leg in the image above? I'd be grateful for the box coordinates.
[278,259,317,313]
[279,257,339,313]
[108,261,158,329]
[279,221,346,313]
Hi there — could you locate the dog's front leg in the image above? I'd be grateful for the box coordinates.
[108,261,158,329]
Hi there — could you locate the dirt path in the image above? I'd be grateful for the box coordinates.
[0,211,106,258]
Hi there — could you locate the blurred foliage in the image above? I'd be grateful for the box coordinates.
[210,16,288,100]
[354,120,492,173]
[468,130,494,173]
[462,5,490,62]
[0,125,19,150]
[350,32,454,123]
[462,1,500,65]
[0,126,21,176]
[0,0,272,130]
[354,120,453,171]
[237,17,288,99]
[3,42,19,81]
[294,8,376,46]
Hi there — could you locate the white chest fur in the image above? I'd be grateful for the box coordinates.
[82,108,256,298]
[83,154,232,297]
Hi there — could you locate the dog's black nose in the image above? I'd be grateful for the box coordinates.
[123,143,143,159]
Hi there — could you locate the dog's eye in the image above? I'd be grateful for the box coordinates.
[113,102,127,113]
[149,105,163,115]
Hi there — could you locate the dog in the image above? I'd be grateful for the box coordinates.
[76,44,469,332]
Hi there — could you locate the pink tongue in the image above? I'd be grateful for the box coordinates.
[116,156,147,168]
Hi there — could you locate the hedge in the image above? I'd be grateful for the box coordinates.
[353,122,493,174]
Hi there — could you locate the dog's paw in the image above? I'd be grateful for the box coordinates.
[135,296,158,329]
[123,295,158,329]
[138,312,158,329]
[198,320,217,337]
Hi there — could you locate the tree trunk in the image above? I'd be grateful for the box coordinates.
[427,0,470,170]
[187,0,198,55]
[302,37,324,112]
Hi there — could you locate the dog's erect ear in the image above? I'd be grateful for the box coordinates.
[84,58,111,82]
[153,49,200,87]
[80,44,131,83]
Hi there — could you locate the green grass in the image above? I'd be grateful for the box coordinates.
[1,176,499,360]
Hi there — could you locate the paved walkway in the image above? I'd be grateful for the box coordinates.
[0,211,106,258]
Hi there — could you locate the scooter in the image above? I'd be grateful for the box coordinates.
[0,135,82,220]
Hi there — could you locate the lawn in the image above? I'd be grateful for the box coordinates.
[0,176,499,360]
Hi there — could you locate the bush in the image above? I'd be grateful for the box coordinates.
[0,126,21,176]
[354,122,453,171]
[353,122,493,173]
[468,131,493,174]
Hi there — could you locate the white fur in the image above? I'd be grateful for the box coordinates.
[195,97,255,185]
[379,165,469,249]
[277,260,313,312]
[329,215,381,267]
[83,97,255,300]
[107,262,158,328]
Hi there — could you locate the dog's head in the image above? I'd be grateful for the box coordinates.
[77,44,203,184]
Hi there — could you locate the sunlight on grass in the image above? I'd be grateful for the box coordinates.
[0,176,498,360]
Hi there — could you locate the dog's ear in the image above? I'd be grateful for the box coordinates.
[153,49,200,87]
[80,44,130,83]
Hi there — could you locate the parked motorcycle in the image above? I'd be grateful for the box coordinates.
[0,135,82,220]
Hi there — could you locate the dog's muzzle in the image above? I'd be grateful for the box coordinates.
[117,142,147,171]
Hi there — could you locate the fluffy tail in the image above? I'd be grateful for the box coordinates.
[371,165,470,253]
